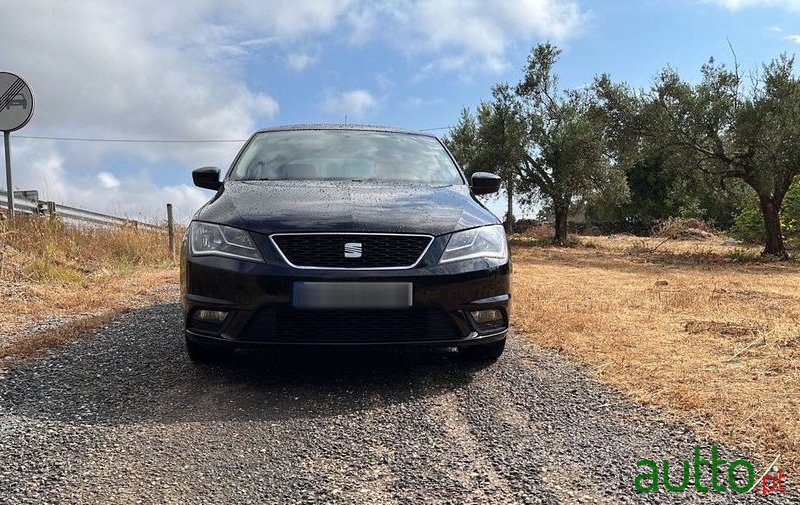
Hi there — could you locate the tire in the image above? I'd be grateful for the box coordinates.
[185,335,233,364]
[458,337,506,363]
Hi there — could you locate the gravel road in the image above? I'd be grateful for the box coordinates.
[0,302,794,504]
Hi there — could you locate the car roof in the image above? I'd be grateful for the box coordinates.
[254,124,440,139]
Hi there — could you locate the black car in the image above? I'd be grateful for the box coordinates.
[181,125,511,363]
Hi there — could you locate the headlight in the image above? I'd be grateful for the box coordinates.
[439,225,507,264]
[189,222,263,262]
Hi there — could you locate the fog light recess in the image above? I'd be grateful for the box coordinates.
[194,310,229,323]
[471,309,503,325]
[470,309,505,332]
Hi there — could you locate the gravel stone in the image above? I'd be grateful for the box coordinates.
[0,302,794,504]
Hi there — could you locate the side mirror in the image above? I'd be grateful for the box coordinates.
[193,167,222,191]
[470,172,502,195]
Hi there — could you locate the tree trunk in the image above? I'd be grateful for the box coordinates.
[506,178,514,234]
[553,203,569,245]
[758,196,788,259]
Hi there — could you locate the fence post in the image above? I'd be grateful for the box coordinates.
[166,203,175,260]
[46,201,56,220]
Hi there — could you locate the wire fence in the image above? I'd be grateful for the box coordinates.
[0,189,163,230]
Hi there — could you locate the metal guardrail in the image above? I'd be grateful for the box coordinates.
[9,194,39,215]
[0,188,162,230]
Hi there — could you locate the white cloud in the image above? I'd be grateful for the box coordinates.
[0,1,348,143]
[769,25,783,32]
[346,8,377,45]
[0,0,355,219]
[708,0,800,9]
[11,142,209,223]
[97,172,121,189]
[375,73,395,91]
[347,0,586,76]
[322,89,378,119]
[405,96,444,109]
[287,52,316,71]
[785,34,800,43]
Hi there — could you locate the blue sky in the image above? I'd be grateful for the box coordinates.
[2,0,799,222]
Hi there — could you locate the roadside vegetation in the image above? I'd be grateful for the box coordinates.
[0,216,178,358]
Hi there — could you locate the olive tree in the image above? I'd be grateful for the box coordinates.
[597,55,800,258]
[516,44,627,243]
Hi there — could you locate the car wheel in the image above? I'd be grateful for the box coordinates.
[458,338,506,363]
[185,335,233,364]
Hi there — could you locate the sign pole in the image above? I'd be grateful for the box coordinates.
[4,131,12,215]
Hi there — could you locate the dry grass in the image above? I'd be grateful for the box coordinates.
[1,215,174,281]
[512,235,800,473]
[0,216,179,359]
[651,217,716,239]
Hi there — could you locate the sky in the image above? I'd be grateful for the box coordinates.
[1,0,799,223]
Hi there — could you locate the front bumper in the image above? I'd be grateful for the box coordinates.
[181,243,511,348]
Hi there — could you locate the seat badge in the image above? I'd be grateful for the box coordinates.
[344,242,362,258]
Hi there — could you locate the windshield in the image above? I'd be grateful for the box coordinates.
[229,130,463,184]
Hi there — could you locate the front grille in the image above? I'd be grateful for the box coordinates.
[243,307,465,343]
[271,233,432,269]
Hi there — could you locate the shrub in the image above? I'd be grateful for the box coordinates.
[0,216,173,283]
[730,205,765,244]
[514,223,554,240]
[652,217,715,240]
[725,249,760,262]
[509,236,583,248]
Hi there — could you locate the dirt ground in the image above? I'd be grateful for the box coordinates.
[0,268,178,358]
[512,235,800,474]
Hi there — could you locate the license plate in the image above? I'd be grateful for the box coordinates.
[292,282,413,309]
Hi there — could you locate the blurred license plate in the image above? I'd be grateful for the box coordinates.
[293,282,413,309]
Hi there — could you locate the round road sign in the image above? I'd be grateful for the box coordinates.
[0,72,34,132]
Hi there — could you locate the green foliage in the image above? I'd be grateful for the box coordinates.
[783,177,800,238]
[474,84,528,181]
[443,108,478,173]
[731,205,765,243]
[586,152,749,231]
[723,248,761,262]
[444,88,528,186]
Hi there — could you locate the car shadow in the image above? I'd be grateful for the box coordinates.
[0,302,492,426]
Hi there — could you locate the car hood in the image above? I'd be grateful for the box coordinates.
[195,180,499,236]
